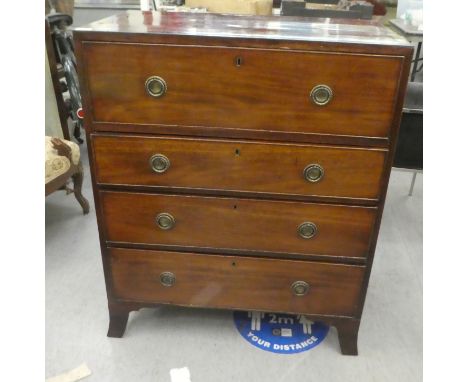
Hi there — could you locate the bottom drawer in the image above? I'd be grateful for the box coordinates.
[109,248,365,317]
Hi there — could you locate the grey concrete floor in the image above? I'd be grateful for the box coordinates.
[46,142,422,381]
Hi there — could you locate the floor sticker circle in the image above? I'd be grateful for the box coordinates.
[233,311,329,354]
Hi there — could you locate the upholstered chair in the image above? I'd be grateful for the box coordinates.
[45,136,89,214]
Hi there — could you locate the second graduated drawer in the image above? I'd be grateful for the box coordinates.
[92,135,387,201]
[100,191,377,259]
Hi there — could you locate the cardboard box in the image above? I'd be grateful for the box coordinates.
[185,0,273,16]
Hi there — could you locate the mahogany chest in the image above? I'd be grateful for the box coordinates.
[74,11,412,355]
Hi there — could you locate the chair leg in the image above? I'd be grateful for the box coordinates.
[72,162,90,214]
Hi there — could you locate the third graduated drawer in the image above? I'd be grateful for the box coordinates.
[92,134,387,201]
[100,191,377,259]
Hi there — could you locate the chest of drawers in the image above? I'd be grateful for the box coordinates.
[74,11,412,355]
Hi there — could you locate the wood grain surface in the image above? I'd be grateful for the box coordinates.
[100,191,377,259]
[109,247,366,316]
[83,42,402,138]
[92,134,387,200]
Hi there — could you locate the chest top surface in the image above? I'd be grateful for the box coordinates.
[74,10,409,47]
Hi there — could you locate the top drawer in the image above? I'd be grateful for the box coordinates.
[82,43,402,138]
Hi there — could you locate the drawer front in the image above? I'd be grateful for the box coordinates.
[109,247,365,317]
[101,192,377,259]
[93,135,386,200]
[84,43,402,138]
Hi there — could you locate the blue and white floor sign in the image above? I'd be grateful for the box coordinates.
[233,311,329,354]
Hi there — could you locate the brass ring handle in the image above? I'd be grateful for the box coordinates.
[310,85,333,106]
[291,281,310,296]
[160,272,176,287]
[150,154,170,173]
[303,164,324,183]
[156,213,175,230]
[145,76,167,98]
[298,222,318,239]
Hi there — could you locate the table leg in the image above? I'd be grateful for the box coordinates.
[411,42,422,81]
[409,172,417,196]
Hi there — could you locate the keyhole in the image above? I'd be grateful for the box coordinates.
[235,148,240,156]
[235,56,243,67]
[232,261,237,267]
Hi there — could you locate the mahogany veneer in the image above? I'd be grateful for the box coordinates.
[84,43,401,138]
[74,11,412,355]
[109,248,366,317]
[100,191,377,259]
[93,135,387,201]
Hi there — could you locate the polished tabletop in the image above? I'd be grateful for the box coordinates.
[75,10,410,46]
[389,18,423,36]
